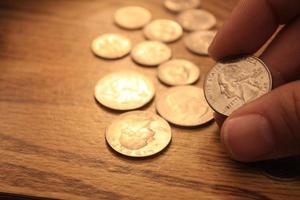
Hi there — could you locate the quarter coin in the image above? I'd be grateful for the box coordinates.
[106,111,172,157]
[91,34,132,59]
[156,86,214,126]
[158,59,200,86]
[204,56,272,116]
[131,41,172,66]
[144,19,183,43]
[114,6,152,30]
[95,71,155,110]
[184,30,216,56]
[177,9,216,31]
[164,0,201,13]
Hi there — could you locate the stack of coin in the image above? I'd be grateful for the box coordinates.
[90,2,222,158]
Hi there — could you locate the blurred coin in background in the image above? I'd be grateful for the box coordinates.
[158,59,200,86]
[131,41,172,66]
[114,6,152,30]
[164,0,201,13]
[177,9,216,31]
[91,34,132,59]
[144,19,183,43]
[184,30,217,56]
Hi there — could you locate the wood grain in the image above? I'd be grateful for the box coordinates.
[0,0,300,199]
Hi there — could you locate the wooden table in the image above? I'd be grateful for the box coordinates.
[1,0,300,199]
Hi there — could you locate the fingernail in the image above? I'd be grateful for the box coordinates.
[222,114,276,162]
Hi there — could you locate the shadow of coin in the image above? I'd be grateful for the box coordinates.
[255,157,300,181]
[105,138,172,161]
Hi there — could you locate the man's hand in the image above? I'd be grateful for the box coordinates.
[209,0,300,162]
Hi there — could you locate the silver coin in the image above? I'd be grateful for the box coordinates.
[177,9,216,31]
[164,0,201,13]
[91,34,132,59]
[158,59,200,86]
[114,6,152,30]
[106,111,172,157]
[131,41,172,66]
[156,86,214,126]
[184,30,217,56]
[204,56,272,116]
[144,19,183,43]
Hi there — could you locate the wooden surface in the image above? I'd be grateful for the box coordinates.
[1,0,300,199]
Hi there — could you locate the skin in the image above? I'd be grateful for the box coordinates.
[209,0,300,162]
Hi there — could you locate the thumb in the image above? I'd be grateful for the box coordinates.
[221,80,300,162]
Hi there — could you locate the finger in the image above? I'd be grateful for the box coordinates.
[214,16,300,126]
[220,81,300,162]
[260,16,300,87]
[209,0,300,60]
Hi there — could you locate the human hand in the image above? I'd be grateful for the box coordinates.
[208,0,300,162]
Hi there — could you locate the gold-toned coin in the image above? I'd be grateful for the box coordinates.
[164,0,201,13]
[184,30,216,56]
[95,71,155,110]
[158,59,200,86]
[156,86,214,126]
[204,56,272,116]
[106,111,172,157]
[91,34,132,59]
[143,19,183,43]
[177,9,216,31]
[114,6,152,30]
[131,41,172,66]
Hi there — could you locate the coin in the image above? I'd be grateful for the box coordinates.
[143,19,183,43]
[106,111,172,157]
[164,0,201,13]
[95,71,155,110]
[158,59,200,86]
[131,41,172,66]
[91,34,132,59]
[177,9,216,31]
[184,30,216,56]
[204,56,272,116]
[156,86,214,126]
[114,6,152,30]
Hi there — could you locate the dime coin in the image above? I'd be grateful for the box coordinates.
[106,111,172,157]
[95,71,155,110]
[114,6,152,30]
[204,56,272,116]
[177,9,216,31]
[144,19,183,43]
[184,30,216,56]
[91,34,132,59]
[158,59,200,86]
[164,0,201,13]
[131,41,172,66]
[156,86,214,126]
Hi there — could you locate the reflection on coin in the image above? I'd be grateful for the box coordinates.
[164,0,201,13]
[131,41,172,66]
[95,71,155,110]
[91,34,132,59]
[184,30,216,56]
[204,56,272,116]
[144,19,183,43]
[106,111,172,157]
[156,86,214,126]
[158,59,200,86]
[114,6,152,30]
[177,9,216,31]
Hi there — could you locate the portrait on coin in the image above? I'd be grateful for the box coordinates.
[218,64,262,103]
[119,118,156,150]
